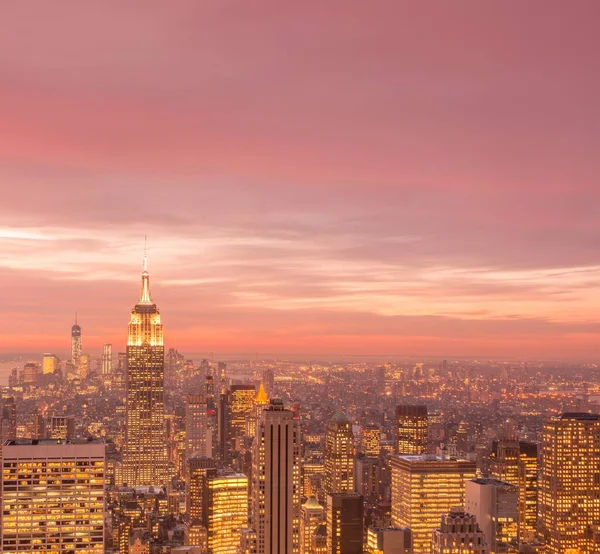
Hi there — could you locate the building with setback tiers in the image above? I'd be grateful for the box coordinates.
[252,399,300,554]
[123,257,170,487]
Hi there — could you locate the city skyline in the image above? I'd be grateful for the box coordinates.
[2,2,600,358]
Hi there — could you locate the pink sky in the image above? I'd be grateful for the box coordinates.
[1,2,600,359]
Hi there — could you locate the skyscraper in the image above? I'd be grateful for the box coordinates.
[123,257,170,487]
[218,384,255,464]
[324,410,355,494]
[390,455,476,554]
[71,315,82,373]
[539,412,600,554]
[186,393,212,461]
[394,405,428,455]
[102,343,113,376]
[252,398,300,554]
[50,414,75,440]
[326,493,364,554]
[1,438,105,553]
[203,472,249,554]
[490,439,538,542]
[361,424,381,457]
[1,396,17,442]
[465,478,518,554]
[431,507,487,554]
[300,497,324,554]
[42,352,59,375]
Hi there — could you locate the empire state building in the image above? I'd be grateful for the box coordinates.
[123,258,170,486]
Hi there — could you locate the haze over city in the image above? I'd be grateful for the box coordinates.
[1,1,600,359]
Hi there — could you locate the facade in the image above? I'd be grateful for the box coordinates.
[0,438,105,553]
[539,412,600,554]
[123,261,170,487]
[185,393,212,461]
[102,343,113,375]
[252,399,300,554]
[50,414,75,440]
[361,424,381,457]
[71,316,82,373]
[187,457,217,522]
[300,497,324,554]
[42,352,59,375]
[394,404,428,455]
[324,410,355,494]
[431,507,487,554]
[390,455,476,554]
[1,396,17,442]
[490,439,538,541]
[366,527,413,554]
[219,384,255,463]
[465,478,518,554]
[203,472,249,554]
[326,493,364,554]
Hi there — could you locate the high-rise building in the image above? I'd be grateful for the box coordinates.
[366,526,413,554]
[355,455,381,504]
[203,472,249,554]
[250,382,270,439]
[80,353,90,378]
[1,396,17,442]
[42,353,59,375]
[252,398,300,554]
[187,457,217,519]
[390,455,476,554]
[123,257,170,487]
[361,424,381,457]
[539,412,600,554]
[431,507,487,554]
[22,361,41,384]
[186,393,212,462]
[490,440,538,542]
[262,367,275,397]
[326,493,364,554]
[300,497,324,554]
[71,315,82,372]
[0,438,105,553]
[102,343,113,376]
[394,405,428,455]
[324,410,355,494]
[218,384,255,463]
[50,414,75,440]
[465,478,518,554]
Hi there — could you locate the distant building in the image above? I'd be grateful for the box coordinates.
[185,393,212,461]
[0,438,105,553]
[219,384,255,464]
[42,353,59,375]
[326,493,363,554]
[50,414,75,440]
[22,361,42,384]
[102,343,113,375]
[71,315,82,372]
[361,424,381,457]
[394,405,428,455]
[324,411,355,494]
[431,507,487,554]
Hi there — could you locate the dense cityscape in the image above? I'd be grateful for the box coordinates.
[1,263,599,553]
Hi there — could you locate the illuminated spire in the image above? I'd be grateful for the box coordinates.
[256,382,269,405]
[138,237,153,305]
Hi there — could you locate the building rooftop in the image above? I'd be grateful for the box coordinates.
[3,437,104,447]
[470,477,515,487]
[558,412,600,420]
[330,410,350,423]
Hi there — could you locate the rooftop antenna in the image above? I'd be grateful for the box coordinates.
[143,235,148,272]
